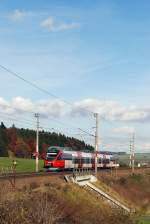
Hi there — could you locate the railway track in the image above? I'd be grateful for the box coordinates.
[0,169,112,180]
[0,171,71,180]
[0,167,149,181]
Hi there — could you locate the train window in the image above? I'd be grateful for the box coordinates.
[81,158,84,163]
[47,147,59,153]
[87,158,91,164]
[59,153,72,160]
[80,157,90,164]
[103,159,110,164]
[46,153,57,161]
[57,155,63,160]
[72,157,92,164]
[73,158,79,164]
[98,158,102,163]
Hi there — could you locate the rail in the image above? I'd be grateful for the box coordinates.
[0,171,71,180]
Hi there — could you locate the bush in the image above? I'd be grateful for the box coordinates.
[129,174,143,183]
[0,182,134,224]
[0,192,63,224]
[119,177,127,185]
[29,182,40,190]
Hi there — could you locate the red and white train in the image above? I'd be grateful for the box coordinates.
[44,146,119,171]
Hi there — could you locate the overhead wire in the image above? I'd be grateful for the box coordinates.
[0,64,119,128]
[0,100,95,138]
[0,63,124,149]
[0,109,86,141]
[0,114,34,129]
[0,64,94,116]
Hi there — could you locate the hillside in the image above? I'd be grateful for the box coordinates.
[0,122,94,158]
[99,172,150,215]
[0,175,134,224]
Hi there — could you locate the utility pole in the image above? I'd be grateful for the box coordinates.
[129,133,135,174]
[132,133,135,174]
[94,113,99,177]
[129,139,132,168]
[35,113,40,172]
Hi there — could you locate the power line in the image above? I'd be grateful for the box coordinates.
[0,115,93,152]
[0,101,95,138]
[0,111,34,124]
[0,64,123,131]
[0,108,95,149]
[78,128,95,137]
[0,113,34,126]
[0,63,124,145]
[0,64,94,116]
[0,109,94,144]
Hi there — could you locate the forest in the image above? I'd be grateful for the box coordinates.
[0,122,94,158]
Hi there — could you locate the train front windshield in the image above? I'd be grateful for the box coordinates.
[46,147,59,161]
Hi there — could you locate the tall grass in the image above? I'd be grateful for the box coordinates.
[0,179,134,224]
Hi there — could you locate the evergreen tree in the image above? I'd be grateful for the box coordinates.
[0,121,94,158]
[0,122,8,156]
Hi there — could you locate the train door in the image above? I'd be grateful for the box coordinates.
[92,153,95,169]
[61,153,73,169]
[77,151,82,169]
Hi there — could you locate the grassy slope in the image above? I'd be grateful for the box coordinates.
[0,157,44,172]
[0,177,134,224]
[100,173,150,215]
[97,173,150,223]
[93,179,133,209]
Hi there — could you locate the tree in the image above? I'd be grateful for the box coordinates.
[0,122,8,156]
[7,126,17,154]
[0,121,94,158]
[15,138,31,158]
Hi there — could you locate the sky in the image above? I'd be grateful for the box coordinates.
[0,0,150,152]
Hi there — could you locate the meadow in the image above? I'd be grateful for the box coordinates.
[0,157,44,173]
[118,153,150,166]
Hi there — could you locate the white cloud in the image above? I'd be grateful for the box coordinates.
[71,98,150,123]
[40,17,54,31]
[11,97,34,112]
[0,96,150,152]
[0,97,67,118]
[0,96,150,123]
[112,126,135,135]
[40,16,80,32]
[71,98,125,119]
[0,97,9,108]
[35,99,66,118]
[56,22,80,31]
[8,9,26,22]
[141,143,150,151]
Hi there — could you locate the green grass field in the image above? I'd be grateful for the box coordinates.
[0,157,44,173]
[137,216,150,224]
[118,153,150,166]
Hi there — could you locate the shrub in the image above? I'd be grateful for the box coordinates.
[0,182,135,224]
[129,174,143,183]
[0,192,63,224]
[119,177,127,185]
[29,182,40,190]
